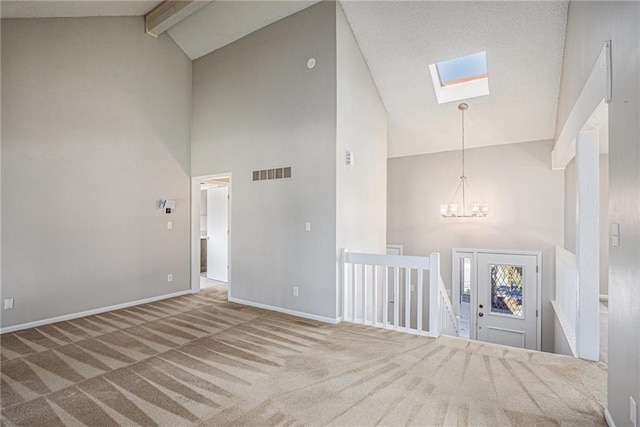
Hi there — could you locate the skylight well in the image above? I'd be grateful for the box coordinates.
[429,51,490,104]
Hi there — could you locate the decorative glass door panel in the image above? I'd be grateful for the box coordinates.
[490,265,524,317]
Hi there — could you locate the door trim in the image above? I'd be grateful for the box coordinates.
[191,173,232,296]
[452,248,542,351]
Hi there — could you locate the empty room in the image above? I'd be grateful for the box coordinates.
[1,1,638,426]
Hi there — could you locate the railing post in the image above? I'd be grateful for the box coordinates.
[362,264,367,324]
[417,269,423,334]
[351,256,356,322]
[429,252,441,338]
[404,268,411,331]
[341,248,348,322]
[373,266,378,326]
[383,266,389,327]
[393,267,400,330]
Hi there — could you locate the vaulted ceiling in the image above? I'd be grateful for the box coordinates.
[1,1,569,158]
[340,1,568,157]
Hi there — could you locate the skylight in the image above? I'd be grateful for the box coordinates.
[429,51,490,104]
[436,51,487,86]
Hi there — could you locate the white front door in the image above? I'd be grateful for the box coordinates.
[476,253,538,350]
[206,186,228,282]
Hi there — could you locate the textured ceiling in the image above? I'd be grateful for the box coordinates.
[0,0,162,18]
[166,1,320,60]
[340,1,568,157]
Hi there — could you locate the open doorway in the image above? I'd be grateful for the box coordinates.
[191,173,231,293]
[200,177,229,288]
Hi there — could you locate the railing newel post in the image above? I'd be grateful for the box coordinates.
[429,252,441,338]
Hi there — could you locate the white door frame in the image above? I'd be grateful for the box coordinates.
[191,173,232,295]
[452,248,542,351]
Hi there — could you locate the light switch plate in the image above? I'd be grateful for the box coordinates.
[305,222,311,232]
[345,150,354,166]
[4,299,14,310]
[167,221,173,230]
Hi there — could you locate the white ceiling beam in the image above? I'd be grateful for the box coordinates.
[552,41,611,170]
[145,1,212,38]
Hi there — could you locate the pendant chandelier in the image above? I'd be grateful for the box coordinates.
[440,103,489,218]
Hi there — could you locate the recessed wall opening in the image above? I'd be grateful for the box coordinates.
[191,173,232,294]
[200,177,230,289]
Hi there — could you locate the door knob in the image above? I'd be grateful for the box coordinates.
[479,304,484,308]
[478,312,484,317]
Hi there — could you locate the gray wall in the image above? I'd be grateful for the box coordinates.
[335,4,388,317]
[563,154,609,295]
[388,140,564,352]
[557,2,639,424]
[191,2,339,319]
[1,17,192,327]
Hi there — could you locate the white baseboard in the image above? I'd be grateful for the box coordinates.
[600,294,609,302]
[604,408,616,427]
[228,297,341,325]
[0,289,196,334]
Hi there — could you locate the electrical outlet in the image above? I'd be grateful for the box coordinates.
[293,286,299,297]
[631,396,637,427]
[167,274,173,282]
[167,221,173,230]
[4,299,14,310]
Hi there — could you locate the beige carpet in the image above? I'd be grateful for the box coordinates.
[1,286,607,426]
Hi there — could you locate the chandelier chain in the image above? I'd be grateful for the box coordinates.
[461,105,466,213]
[461,105,465,179]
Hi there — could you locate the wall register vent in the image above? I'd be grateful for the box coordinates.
[252,167,292,181]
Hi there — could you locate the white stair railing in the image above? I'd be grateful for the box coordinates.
[438,275,459,336]
[341,250,457,338]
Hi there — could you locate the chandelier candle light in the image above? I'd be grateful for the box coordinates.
[440,103,489,218]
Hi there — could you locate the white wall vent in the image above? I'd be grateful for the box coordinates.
[252,167,292,181]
